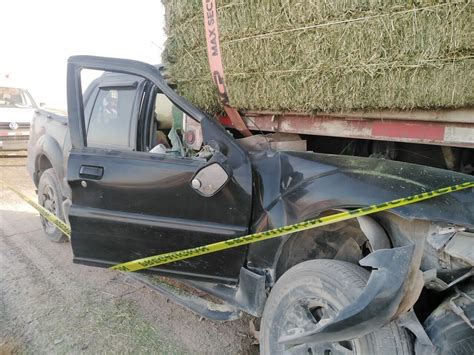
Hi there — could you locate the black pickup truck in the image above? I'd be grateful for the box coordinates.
[27,56,473,354]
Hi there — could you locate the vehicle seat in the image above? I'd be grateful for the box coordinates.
[150,113,170,149]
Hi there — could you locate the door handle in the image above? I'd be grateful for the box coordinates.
[79,165,104,180]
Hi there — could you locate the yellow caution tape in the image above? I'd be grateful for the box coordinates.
[2,179,472,272]
[1,182,71,238]
[111,181,473,272]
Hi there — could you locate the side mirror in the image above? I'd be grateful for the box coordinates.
[39,102,46,108]
[190,162,230,197]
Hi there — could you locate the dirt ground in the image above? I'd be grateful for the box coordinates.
[0,157,258,354]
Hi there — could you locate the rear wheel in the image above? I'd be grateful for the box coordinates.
[260,259,413,354]
[38,168,67,242]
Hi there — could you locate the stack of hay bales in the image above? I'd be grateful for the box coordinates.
[162,0,473,114]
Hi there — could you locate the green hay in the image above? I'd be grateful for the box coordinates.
[163,0,473,114]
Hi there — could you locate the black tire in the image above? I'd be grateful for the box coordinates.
[260,259,413,354]
[37,168,68,242]
[416,288,474,355]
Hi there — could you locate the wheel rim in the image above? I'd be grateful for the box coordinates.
[278,297,358,355]
[39,183,57,234]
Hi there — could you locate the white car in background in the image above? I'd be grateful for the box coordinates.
[0,86,38,151]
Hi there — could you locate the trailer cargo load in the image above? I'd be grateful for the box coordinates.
[163,0,473,114]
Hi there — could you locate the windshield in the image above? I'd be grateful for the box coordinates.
[0,87,37,108]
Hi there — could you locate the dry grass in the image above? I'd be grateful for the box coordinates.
[162,0,473,114]
[0,339,21,355]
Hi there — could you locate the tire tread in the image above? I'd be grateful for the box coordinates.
[261,259,413,355]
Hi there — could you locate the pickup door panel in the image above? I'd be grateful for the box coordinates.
[68,149,250,283]
[66,57,253,285]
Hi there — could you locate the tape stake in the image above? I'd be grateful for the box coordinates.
[111,181,473,272]
[202,0,252,137]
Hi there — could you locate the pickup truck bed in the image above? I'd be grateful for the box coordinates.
[27,109,70,199]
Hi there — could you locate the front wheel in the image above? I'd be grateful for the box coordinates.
[260,259,413,354]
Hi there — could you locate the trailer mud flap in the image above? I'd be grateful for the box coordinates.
[278,244,416,345]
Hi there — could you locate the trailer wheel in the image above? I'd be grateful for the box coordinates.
[260,259,413,354]
[416,288,474,355]
[38,168,67,242]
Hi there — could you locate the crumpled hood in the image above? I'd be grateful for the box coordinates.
[0,107,35,123]
[250,150,474,228]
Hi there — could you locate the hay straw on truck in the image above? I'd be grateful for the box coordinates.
[162,0,473,114]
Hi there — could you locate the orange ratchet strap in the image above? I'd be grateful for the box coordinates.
[202,0,252,137]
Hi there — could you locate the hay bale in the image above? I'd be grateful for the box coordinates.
[163,0,473,114]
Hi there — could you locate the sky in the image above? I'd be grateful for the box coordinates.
[0,0,166,109]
